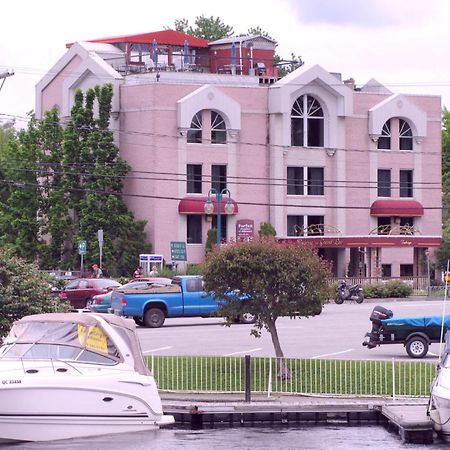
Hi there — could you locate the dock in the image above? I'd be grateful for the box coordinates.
[162,393,435,444]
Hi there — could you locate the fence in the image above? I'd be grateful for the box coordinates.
[147,355,437,398]
[331,276,430,296]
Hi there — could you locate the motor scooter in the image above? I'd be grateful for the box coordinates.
[335,280,364,304]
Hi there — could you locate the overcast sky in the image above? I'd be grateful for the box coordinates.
[0,0,448,128]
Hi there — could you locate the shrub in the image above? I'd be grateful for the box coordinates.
[0,249,69,338]
[363,281,413,298]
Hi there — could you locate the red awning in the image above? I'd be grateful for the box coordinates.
[370,200,424,217]
[178,196,238,215]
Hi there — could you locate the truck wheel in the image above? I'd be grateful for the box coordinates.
[144,308,165,328]
[406,336,429,358]
[134,317,145,327]
[239,313,256,324]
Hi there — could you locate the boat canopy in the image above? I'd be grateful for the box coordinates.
[2,313,150,376]
[381,315,450,327]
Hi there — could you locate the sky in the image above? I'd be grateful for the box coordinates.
[0,0,449,128]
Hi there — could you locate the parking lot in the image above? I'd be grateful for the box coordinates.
[137,298,447,361]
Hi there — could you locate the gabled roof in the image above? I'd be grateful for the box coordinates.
[67,30,209,48]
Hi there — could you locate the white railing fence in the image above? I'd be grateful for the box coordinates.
[147,355,436,398]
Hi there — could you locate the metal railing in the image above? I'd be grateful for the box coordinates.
[331,276,429,296]
[147,355,437,398]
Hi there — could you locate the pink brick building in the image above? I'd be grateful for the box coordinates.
[36,31,442,278]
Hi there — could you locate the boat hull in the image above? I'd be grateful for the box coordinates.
[0,364,174,442]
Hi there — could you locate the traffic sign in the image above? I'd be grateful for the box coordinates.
[170,241,187,261]
[78,240,87,255]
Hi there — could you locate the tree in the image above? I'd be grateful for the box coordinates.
[0,84,151,275]
[174,15,233,41]
[0,249,67,338]
[203,239,331,376]
[0,117,44,260]
[436,108,450,267]
[61,84,151,274]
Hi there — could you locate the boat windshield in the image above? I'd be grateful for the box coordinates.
[2,320,121,365]
[0,342,117,365]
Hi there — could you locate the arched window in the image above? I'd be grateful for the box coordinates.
[187,110,227,144]
[377,120,391,149]
[291,95,324,147]
[211,111,226,144]
[377,118,414,150]
[399,119,413,150]
[187,112,203,143]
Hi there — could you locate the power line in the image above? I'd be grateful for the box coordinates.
[0,178,445,212]
[0,112,444,157]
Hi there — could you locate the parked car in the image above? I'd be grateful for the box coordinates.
[58,278,121,309]
[88,277,172,313]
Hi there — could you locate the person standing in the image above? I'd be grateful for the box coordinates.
[149,265,159,276]
[133,266,144,278]
[92,264,103,278]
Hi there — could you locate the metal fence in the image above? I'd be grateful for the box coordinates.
[147,355,437,398]
[331,276,430,296]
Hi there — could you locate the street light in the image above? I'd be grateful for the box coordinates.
[204,188,235,244]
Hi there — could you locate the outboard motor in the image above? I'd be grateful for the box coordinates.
[363,305,393,349]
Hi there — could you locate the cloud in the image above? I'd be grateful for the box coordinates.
[290,0,435,27]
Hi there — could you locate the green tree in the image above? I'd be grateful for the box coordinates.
[0,249,67,338]
[0,117,44,260]
[203,239,331,375]
[174,15,233,41]
[205,227,217,255]
[436,108,450,267]
[61,85,150,274]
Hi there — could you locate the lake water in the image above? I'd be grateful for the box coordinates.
[2,425,448,450]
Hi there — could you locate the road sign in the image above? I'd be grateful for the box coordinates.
[170,241,187,261]
[78,240,87,255]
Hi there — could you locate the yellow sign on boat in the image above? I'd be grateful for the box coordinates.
[77,325,108,353]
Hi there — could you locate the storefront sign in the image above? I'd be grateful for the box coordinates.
[236,219,254,242]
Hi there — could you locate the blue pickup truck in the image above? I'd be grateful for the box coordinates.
[110,275,254,328]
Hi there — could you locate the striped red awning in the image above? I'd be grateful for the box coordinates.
[370,200,424,217]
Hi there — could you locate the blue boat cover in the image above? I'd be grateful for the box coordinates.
[381,315,450,327]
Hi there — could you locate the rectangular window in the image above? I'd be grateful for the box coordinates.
[307,215,324,235]
[377,169,391,197]
[307,118,324,147]
[381,264,392,277]
[212,215,227,242]
[287,167,304,195]
[400,264,414,277]
[211,165,227,192]
[291,118,304,147]
[377,217,391,235]
[399,170,413,197]
[187,164,202,194]
[287,215,304,236]
[307,168,324,195]
[187,215,202,244]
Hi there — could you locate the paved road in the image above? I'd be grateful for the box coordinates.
[137,298,449,361]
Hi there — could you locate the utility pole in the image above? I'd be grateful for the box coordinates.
[0,69,14,92]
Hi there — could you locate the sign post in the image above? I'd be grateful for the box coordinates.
[97,229,104,269]
[78,240,87,275]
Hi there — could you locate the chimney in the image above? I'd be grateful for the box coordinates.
[344,78,355,90]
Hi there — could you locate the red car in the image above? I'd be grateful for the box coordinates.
[58,278,121,309]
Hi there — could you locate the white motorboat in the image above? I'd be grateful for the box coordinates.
[0,312,174,443]
[429,332,450,441]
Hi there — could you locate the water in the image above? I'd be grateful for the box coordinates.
[2,425,448,450]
